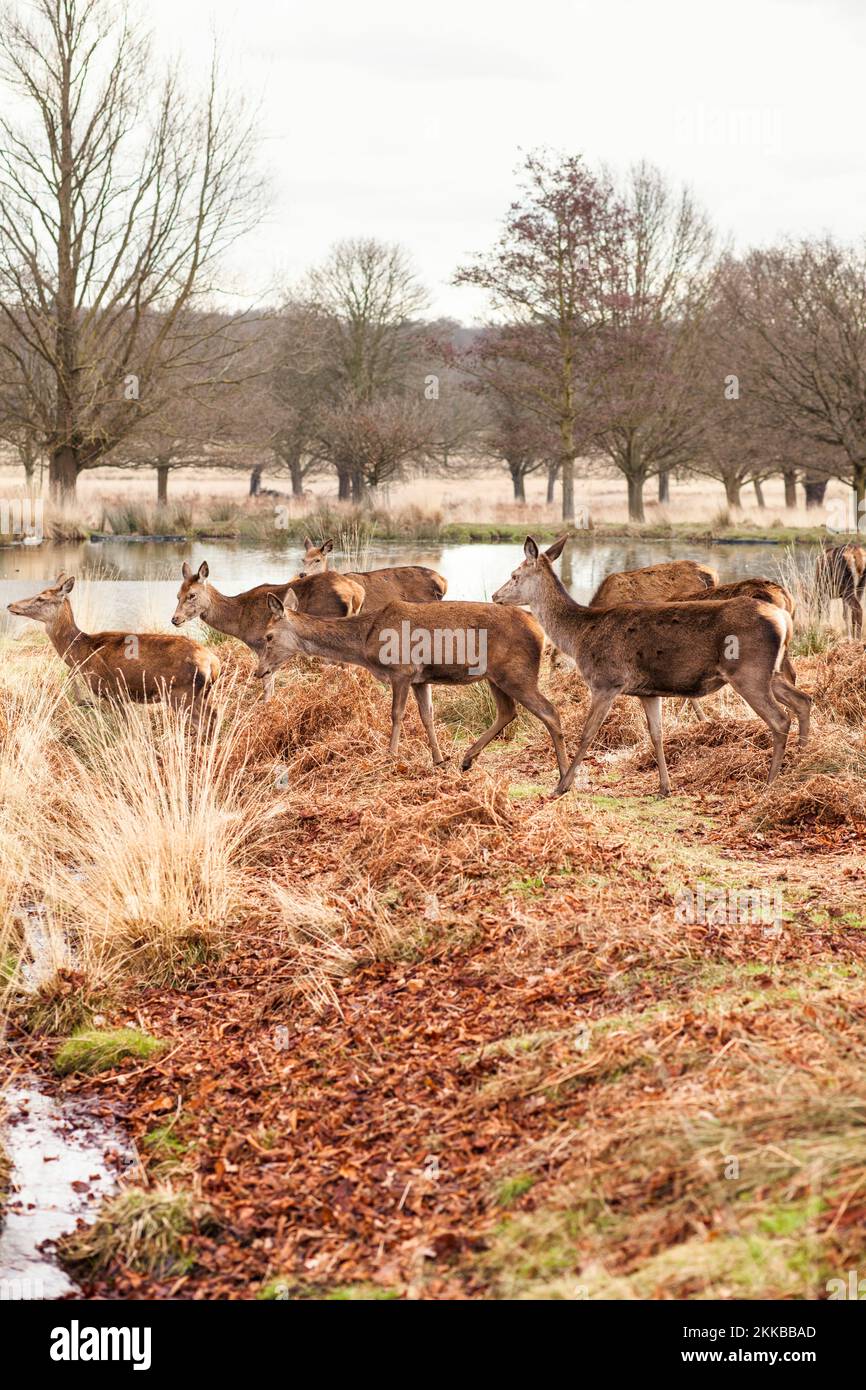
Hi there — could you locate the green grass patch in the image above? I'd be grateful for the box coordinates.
[54,1027,165,1076]
[59,1187,214,1276]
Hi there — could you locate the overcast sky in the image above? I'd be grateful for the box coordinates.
[149,0,866,320]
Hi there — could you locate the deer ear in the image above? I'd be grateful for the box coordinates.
[283,587,299,612]
[59,575,75,596]
[544,534,568,562]
[524,537,539,561]
[181,562,192,580]
[197,561,209,581]
[303,536,313,552]
[322,538,334,554]
[267,592,286,618]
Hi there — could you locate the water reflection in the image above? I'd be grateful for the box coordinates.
[0,536,811,636]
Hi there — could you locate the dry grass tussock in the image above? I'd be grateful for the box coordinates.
[0,653,282,1024]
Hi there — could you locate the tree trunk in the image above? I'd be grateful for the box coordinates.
[753,478,766,509]
[804,478,827,509]
[337,466,351,501]
[156,463,169,505]
[658,469,670,505]
[351,470,364,503]
[290,460,304,497]
[854,465,866,513]
[249,466,262,496]
[511,467,526,503]
[627,473,645,522]
[560,459,575,521]
[724,477,741,508]
[546,462,558,505]
[782,469,798,509]
[49,444,79,499]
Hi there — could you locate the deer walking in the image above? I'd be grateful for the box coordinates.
[590,560,799,720]
[300,537,448,607]
[815,543,866,639]
[8,576,219,726]
[171,561,366,700]
[256,590,569,781]
[493,539,811,798]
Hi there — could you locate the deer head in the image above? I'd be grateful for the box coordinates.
[172,561,210,626]
[256,589,301,677]
[300,536,334,576]
[492,536,567,606]
[7,574,75,624]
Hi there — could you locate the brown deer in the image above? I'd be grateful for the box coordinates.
[493,539,811,798]
[256,590,569,781]
[590,562,798,717]
[171,561,366,701]
[589,558,718,607]
[815,543,866,639]
[300,536,448,607]
[8,576,219,725]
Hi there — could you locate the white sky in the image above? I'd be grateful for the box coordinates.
[148,0,866,320]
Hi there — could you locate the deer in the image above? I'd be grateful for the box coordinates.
[589,558,718,607]
[300,536,448,607]
[171,561,366,701]
[815,543,866,639]
[255,589,570,782]
[493,538,812,799]
[589,561,799,719]
[8,576,219,725]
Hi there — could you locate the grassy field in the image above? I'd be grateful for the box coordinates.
[2,597,865,1300]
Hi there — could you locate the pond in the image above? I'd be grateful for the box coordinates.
[0,536,812,637]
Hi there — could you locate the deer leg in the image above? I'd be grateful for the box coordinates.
[849,595,863,641]
[554,688,618,797]
[261,672,276,703]
[460,681,518,772]
[727,675,790,784]
[688,698,707,721]
[510,684,569,779]
[771,674,811,747]
[640,696,670,797]
[412,683,446,765]
[388,679,411,756]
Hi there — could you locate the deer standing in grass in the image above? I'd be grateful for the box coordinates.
[300,537,448,607]
[171,561,366,700]
[493,539,811,798]
[590,561,799,718]
[815,543,866,639]
[8,576,219,725]
[256,589,569,781]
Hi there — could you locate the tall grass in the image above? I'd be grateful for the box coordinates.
[0,654,279,1023]
[774,545,843,655]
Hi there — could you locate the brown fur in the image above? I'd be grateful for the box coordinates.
[8,576,219,724]
[494,539,812,797]
[256,591,569,783]
[301,536,447,607]
[171,562,366,701]
[816,544,866,639]
[589,559,718,608]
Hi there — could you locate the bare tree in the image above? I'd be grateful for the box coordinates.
[725,239,866,511]
[455,151,632,521]
[0,0,262,496]
[306,238,428,407]
[316,395,433,502]
[587,163,717,520]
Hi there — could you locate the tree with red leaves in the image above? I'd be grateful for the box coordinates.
[455,151,631,521]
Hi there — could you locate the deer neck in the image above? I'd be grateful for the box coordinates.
[531,567,590,653]
[201,584,245,637]
[47,601,90,666]
[289,612,371,666]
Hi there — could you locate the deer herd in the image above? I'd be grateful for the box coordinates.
[7,537,865,799]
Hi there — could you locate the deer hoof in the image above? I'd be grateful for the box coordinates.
[460,755,473,772]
